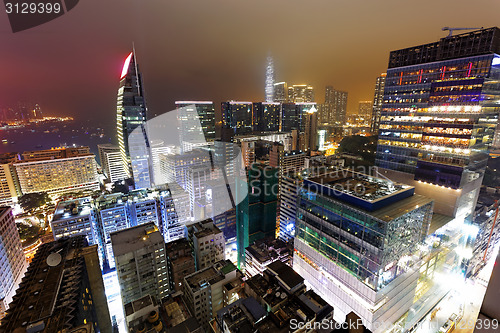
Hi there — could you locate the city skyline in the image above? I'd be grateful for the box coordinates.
[2,0,500,128]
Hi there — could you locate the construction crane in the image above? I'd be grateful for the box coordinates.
[442,27,483,38]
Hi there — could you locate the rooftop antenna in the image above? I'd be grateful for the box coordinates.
[442,27,484,38]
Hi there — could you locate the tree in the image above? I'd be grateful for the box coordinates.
[18,192,51,213]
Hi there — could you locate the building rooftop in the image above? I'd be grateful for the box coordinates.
[184,260,236,293]
[110,223,163,257]
[245,237,290,265]
[52,197,93,222]
[305,170,425,213]
[266,261,304,292]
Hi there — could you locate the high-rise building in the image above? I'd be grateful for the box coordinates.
[183,260,243,330]
[288,84,314,103]
[269,143,305,174]
[50,197,98,249]
[111,223,170,306]
[273,81,287,103]
[265,56,275,102]
[160,185,190,242]
[0,207,27,321]
[98,143,128,183]
[222,101,253,135]
[276,172,303,242]
[302,105,318,152]
[0,236,112,333]
[293,171,433,331]
[187,219,225,270]
[252,102,281,132]
[116,51,152,189]
[322,86,348,125]
[14,147,99,196]
[236,164,279,268]
[159,148,211,190]
[0,153,20,207]
[175,101,216,144]
[370,73,386,133]
[165,238,195,292]
[375,27,500,218]
[358,100,373,117]
[149,140,175,185]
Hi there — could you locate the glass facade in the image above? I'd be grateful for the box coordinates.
[222,101,253,135]
[377,57,500,187]
[295,180,433,291]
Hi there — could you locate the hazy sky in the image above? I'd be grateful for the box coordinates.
[2,0,500,131]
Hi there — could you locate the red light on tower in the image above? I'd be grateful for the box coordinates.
[120,52,133,79]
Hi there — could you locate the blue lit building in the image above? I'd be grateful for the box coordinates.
[376,28,500,217]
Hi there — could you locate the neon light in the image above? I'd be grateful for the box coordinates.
[399,72,403,85]
[441,66,446,80]
[418,69,423,84]
[120,52,133,79]
[467,62,472,77]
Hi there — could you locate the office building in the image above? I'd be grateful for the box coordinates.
[111,223,170,306]
[302,104,318,151]
[236,164,279,268]
[273,82,288,103]
[160,185,190,242]
[244,237,291,278]
[150,140,175,185]
[14,147,99,196]
[375,27,500,218]
[322,86,348,125]
[50,197,98,250]
[0,236,112,333]
[183,260,243,330]
[293,171,433,331]
[159,148,211,190]
[0,153,20,207]
[186,165,211,215]
[253,102,281,131]
[0,207,27,321]
[288,84,314,103]
[116,51,152,189]
[187,219,225,270]
[222,101,253,135]
[269,144,305,174]
[98,143,128,183]
[175,101,216,144]
[276,172,303,242]
[358,100,373,117]
[165,238,195,292]
[370,73,386,133]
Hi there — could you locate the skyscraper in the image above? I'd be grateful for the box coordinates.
[288,84,315,103]
[293,171,433,330]
[265,56,275,102]
[358,100,372,117]
[273,81,287,103]
[252,102,281,131]
[375,27,500,217]
[0,236,112,333]
[322,86,348,125]
[116,51,152,189]
[0,207,27,321]
[370,73,386,133]
[175,101,216,144]
[98,143,128,183]
[0,153,20,207]
[111,223,170,307]
[221,101,253,135]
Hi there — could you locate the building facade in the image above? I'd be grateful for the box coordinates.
[370,73,386,133]
[293,171,433,331]
[375,27,500,217]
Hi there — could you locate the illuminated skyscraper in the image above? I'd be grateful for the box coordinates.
[376,28,500,217]
[252,102,280,131]
[221,101,253,135]
[370,73,386,133]
[265,56,275,102]
[273,81,287,103]
[116,51,152,189]
[322,86,348,125]
[175,101,216,144]
[288,84,314,103]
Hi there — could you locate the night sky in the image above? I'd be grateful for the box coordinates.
[2,0,500,134]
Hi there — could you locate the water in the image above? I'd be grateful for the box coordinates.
[0,119,114,160]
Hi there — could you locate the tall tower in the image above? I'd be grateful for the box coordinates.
[265,56,275,102]
[116,50,151,189]
[370,73,386,133]
[375,28,500,217]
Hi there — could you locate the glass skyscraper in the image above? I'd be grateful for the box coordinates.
[375,28,500,217]
[116,51,152,189]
